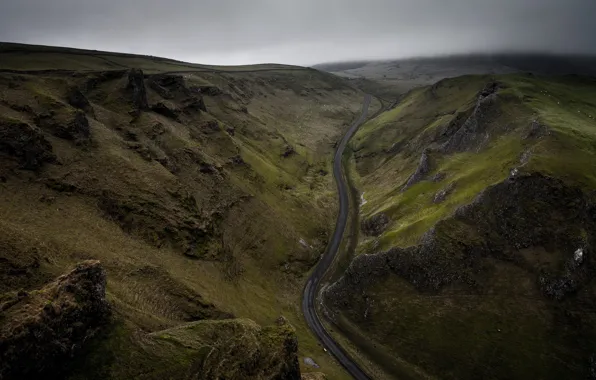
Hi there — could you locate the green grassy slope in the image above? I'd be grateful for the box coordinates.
[325,74,596,379]
[0,43,363,379]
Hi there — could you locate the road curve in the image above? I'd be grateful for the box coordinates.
[302,94,372,380]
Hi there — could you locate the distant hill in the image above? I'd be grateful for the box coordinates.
[314,53,596,97]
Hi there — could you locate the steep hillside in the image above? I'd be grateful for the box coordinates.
[0,43,371,379]
[324,74,596,379]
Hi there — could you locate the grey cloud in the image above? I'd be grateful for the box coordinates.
[1,0,595,65]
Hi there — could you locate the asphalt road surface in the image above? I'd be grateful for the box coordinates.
[302,94,372,380]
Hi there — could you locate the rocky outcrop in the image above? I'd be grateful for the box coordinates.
[97,191,215,258]
[325,173,595,307]
[0,261,111,380]
[402,150,431,191]
[148,74,207,114]
[127,68,149,112]
[151,101,181,121]
[0,118,55,170]
[35,109,90,141]
[524,120,551,140]
[440,82,502,154]
[66,87,94,116]
[361,213,390,236]
[433,182,455,203]
[282,145,297,158]
[148,74,187,99]
[145,318,301,380]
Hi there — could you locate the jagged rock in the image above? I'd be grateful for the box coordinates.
[35,109,90,141]
[97,192,213,257]
[226,126,235,136]
[361,213,390,236]
[0,261,111,380]
[66,87,94,116]
[433,182,456,203]
[147,318,300,380]
[0,118,55,170]
[282,145,296,158]
[148,74,187,99]
[326,173,595,305]
[194,85,223,96]
[151,102,181,121]
[432,171,446,182]
[198,120,220,134]
[183,97,207,113]
[440,82,502,153]
[127,68,148,112]
[524,120,550,139]
[229,155,246,166]
[403,150,431,190]
[84,70,126,92]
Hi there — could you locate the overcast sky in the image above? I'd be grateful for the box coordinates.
[1,0,595,66]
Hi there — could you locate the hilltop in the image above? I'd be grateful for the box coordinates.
[314,53,596,97]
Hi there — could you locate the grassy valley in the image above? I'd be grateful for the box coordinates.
[0,43,376,379]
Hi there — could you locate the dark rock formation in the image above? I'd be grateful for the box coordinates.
[97,192,214,258]
[432,171,446,182]
[326,173,595,306]
[361,213,390,236]
[126,68,148,112]
[35,109,90,141]
[193,85,223,96]
[198,120,220,134]
[183,97,207,113]
[402,150,431,191]
[151,102,181,121]
[440,82,503,154]
[282,145,296,158]
[0,118,55,170]
[66,87,94,116]
[0,261,111,380]
[524,120,551,140]
[229,155,246,166]
[148,74,187,99]
[433,182,456,203]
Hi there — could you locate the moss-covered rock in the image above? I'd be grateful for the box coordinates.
[0,261,111,380]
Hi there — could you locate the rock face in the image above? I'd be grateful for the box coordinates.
[36,110,91,141]
[0,260,111,380]
[361,212,390,236]
[326,173,595,302]
[525,120,551,140]
[433,182,456,203]
[151,101,181,121]
[402,150,431,191]
[440,82,502,154]
[282,145,296,158]
[0,118,55,170]
[144,318,301,380]
[67,87,94,116]
[127,68,149,112]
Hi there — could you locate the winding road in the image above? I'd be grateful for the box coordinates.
[302,94,372,380]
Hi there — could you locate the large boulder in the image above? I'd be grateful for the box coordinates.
[0,260,111,379]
